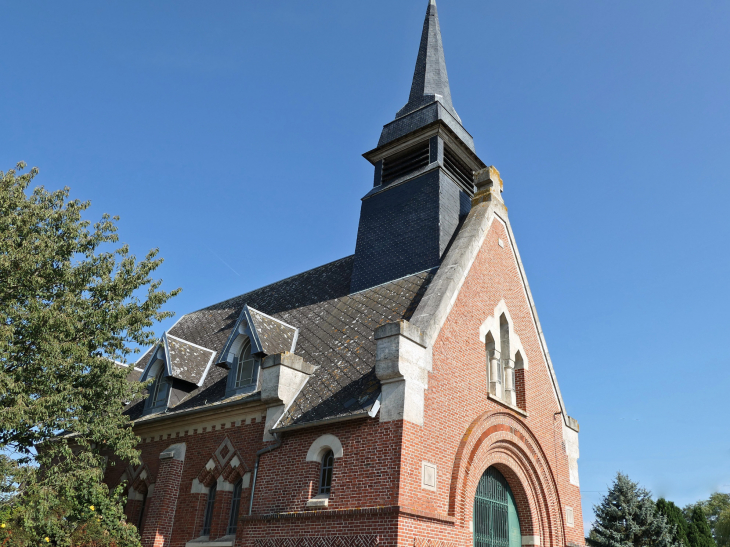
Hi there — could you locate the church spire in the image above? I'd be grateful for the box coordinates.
[396,0,460,123]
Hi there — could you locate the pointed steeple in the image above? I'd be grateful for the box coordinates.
[396,0,460,123]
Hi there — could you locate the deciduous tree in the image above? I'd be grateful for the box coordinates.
[0,162,179,546]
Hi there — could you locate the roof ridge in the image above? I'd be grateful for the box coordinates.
[188,255,355,315]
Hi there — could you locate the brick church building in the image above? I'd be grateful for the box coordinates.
[107,2,585,546]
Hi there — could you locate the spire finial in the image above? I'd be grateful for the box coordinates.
[396,0,460,122]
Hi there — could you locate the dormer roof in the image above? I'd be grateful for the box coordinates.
[216,305,298,368]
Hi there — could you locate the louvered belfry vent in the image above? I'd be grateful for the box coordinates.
[443,145,474,191]
[381,141,430,186]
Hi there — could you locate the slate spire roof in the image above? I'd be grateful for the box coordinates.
[397,0,460,124]
[376,0,475,152]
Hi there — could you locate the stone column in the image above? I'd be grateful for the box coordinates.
[504,358,515,406]
[374,320,429,425]
[141,443,186,547]
[489,350,501,398]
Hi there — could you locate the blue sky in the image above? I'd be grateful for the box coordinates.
[3,0,729,533]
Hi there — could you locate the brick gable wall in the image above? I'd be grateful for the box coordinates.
[395,215,584,546]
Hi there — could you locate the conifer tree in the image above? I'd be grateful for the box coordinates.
[587,472,679,547]
[687,506,717,547]
[657,498,690,546]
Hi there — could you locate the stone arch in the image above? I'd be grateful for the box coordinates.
[305,434,344,462]
[448,412,566,547]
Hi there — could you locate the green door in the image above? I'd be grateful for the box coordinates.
[474,467,521,547]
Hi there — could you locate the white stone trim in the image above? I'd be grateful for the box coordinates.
[522,536,540,546]
[185,539,233,547]
[478,300,529,370]
[562,422,580,486]
[216,475,234,492]
[127,485,144,501]
[421,461,437,491]
[565,505,575,527]
[241,472,251,488]
[305,434,343,462]
[190,478,207,494]
[306,493,329,508]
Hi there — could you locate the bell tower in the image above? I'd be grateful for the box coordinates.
[350,0,487,293]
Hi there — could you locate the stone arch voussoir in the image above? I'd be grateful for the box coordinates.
[448,412,566,547]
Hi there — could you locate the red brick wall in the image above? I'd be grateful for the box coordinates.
[248,419,404,516]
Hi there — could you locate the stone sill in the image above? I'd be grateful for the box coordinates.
[306,494,329,508]
[487,394,529,418]
[185,536,234,547]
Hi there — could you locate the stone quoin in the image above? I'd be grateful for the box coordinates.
[106,2,585,546]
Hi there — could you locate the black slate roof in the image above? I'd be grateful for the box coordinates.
[166,335,215,386]
[248,307,298,356]
[129,255,434,428]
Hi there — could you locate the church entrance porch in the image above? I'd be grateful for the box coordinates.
[474,466,521,547]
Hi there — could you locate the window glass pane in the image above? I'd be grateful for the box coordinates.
[226,479,243,535]
[319,450,334,495]
[235,341,255,388]
[201,482,216,536]
[150,367,168,408]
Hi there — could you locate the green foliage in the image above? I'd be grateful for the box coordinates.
[687,506,717,547]
[0,162,180,546]
[715,508,730,547]
[587,472,680,547]
[657,498,690,547]
[687,494,730,545]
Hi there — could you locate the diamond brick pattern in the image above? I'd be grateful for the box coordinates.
[254,536,379,547]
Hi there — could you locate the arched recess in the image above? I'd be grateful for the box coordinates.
[306,434,344,462]
[447,412,566,547]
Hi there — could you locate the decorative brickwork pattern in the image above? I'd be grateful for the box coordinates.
[413,538,457,547]
[254,536,379,547]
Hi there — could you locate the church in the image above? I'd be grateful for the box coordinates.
[106,2,585,546]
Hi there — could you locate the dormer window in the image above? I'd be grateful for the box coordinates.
[223,336,260,396]
[150,367,169,408]
[235,340,255,389]
[142,348,170,414]
[216,304,299,397]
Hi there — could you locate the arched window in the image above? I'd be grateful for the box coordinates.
[201,481,217,536]
[235,340,255,388]
[144,358,170,414]
[482,304,528,411]
[319,450,334,495]
[136,489,148,533]
[150,367,169,407]
[226,478,243,535]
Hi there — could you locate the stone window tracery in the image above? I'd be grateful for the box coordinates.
[481,302,528,412]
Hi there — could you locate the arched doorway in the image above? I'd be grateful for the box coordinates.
[474,467,521,547]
